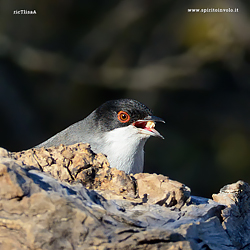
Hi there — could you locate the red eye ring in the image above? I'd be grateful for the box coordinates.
[117,111,130,123]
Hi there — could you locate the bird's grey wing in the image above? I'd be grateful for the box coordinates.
[36,122,83,148]
[35,112,100,149]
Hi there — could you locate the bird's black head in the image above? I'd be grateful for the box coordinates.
[94,99,154,132]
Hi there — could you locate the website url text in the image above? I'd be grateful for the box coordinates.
[187,8,239,14]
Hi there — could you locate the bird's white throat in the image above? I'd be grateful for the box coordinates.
[102,125,150,174]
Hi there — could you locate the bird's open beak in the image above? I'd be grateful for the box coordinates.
[133,115,165,139]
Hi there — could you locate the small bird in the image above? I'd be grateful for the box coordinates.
[36,99,164,174]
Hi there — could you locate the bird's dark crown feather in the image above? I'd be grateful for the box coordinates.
[93,99,153,132]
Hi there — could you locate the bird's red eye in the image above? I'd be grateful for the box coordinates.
[117,111,130,123]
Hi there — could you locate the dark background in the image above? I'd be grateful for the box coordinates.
[1,0,250,198]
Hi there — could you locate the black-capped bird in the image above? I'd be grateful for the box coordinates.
[36,99,164,174]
